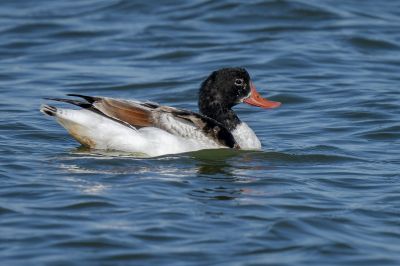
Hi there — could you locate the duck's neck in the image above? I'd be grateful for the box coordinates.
[199,102,241,131]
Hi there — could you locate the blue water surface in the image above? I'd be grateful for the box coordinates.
[0,0,399,265]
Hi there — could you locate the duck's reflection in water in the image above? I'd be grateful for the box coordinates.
[58,147,272,204]
[188,149,267,202]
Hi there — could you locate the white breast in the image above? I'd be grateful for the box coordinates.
[231,122,261,150]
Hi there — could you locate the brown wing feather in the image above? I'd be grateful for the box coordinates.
[93,98,154,128]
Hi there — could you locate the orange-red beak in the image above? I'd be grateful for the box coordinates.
[243,81,281,109]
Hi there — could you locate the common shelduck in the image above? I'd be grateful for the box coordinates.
[41,68,281,156]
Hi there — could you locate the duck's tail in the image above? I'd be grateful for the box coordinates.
[40,104,58,117]
[40,103,103,148]
[39,100,145,150]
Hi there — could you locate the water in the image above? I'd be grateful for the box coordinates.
[1,0,399,265]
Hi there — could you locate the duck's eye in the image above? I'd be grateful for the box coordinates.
[234,78,244,86]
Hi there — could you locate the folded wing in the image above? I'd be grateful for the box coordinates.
[46,94,239,149]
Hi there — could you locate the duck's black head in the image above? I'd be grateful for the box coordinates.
[198,67,280,130]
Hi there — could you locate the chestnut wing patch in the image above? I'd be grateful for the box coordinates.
[93,98,154,128]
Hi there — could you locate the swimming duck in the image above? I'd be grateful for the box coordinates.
[41,68,280,156]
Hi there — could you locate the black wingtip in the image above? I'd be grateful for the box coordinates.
[43,97,91,108]
[66,94,97,104]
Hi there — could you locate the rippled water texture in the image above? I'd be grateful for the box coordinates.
[1,0,400,265]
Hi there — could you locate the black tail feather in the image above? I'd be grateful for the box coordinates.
[40,104,57,116]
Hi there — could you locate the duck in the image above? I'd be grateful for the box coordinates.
[40,68,281,157]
